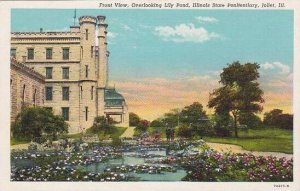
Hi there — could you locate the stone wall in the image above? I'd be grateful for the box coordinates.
[10,59,45,122]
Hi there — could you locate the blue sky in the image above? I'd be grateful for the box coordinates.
[11,9,294,120]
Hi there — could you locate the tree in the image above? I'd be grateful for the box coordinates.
[263,109,283,126]
[91,116,115,133]
[136,119,150,132]
[180,102,207,124]
[12,107,68,141]
[239,112,262,129]
[277,114,293,130]
[177,124,194,139]
[263,109,293,130]
[212,113,233,137]
[150,119,163,127]
[129,112,141,127]
[208,61,264,137]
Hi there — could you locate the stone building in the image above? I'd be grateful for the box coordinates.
[11,15,129,134]
[10,58,45,122]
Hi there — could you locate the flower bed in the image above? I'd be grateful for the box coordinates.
[160,149,293,181]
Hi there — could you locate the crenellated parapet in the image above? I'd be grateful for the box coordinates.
[79,16,97,25]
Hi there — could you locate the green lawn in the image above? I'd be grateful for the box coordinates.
[11,138,30,146]
[204,128,293,154]
[97,126,127,140]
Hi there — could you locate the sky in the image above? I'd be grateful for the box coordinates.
[11,9,294,120]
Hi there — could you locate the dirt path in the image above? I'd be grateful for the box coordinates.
[120,127,135,138]
[206,142,293,159]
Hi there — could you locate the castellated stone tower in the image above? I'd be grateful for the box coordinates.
[96,15,108,117]
[78,16,98,130]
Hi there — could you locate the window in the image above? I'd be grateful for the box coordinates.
[27,48,34,60]
[63,48,69,60]
[46,48,52,59]
[86,29,88,40]
[33,89,37,106]
[62,107,69,121]
[85,65,88,78]
[45,87,53,100]
[91,86,94,100]
[80,86,83,99]
[62,87,69,100]
[62,67,69,79]
[45,67,53,79]
[22,84,26,102]
[91,46,93,58]
[11,48,16,58]
[85,107,88,121]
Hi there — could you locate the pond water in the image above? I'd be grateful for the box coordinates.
[11,144,191,181]
[81,150,186,181]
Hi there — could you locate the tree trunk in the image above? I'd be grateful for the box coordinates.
[233,113,238,138]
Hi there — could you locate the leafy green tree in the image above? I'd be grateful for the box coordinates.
[277,114,293,130]
[180,102,207,124]
[150,119,163,127]
[12,107,68,141]
[239,112,263,129]
[263,109,283,126]
[129,112,141,127]
[91,116,115,133]
[263,109,293,130]
[177,124,194,139]
[136,119,150,132]
[213,114,233,137]
[162,111,179,128]
[208,61,264,137]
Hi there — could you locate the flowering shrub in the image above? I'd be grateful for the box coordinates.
[180,150,293,182]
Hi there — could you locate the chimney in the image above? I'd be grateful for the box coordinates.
[40,28,43,32]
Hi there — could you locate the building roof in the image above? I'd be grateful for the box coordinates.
[104,88,125,107]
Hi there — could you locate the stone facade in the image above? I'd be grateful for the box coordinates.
[10,58,45,122]
[11,15,129,134]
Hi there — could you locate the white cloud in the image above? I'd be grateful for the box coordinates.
[154,23,220,43]
[139,24,152,29]
[261,62,291,74]
[195,16,218,23]
[107,32,118,39]
[273,62,290,74]
[261,62,274,70]
[121,24,132,31]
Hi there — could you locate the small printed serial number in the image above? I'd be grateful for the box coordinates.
[274,184,290,188]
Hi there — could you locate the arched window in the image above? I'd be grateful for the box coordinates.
[33,89,37,106]
[22,84,26,102]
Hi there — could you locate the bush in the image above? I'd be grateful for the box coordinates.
[89,116,115,134]
[136,119,150,132]
[11,107,68,141]
[192,123,215,137]
[177,124,194,138]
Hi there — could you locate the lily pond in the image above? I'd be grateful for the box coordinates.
[11,140,293,182]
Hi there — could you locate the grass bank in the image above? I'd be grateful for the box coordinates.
[204,128,293,154]
[11,138,30,146]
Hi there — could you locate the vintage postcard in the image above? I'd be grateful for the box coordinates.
[0,0,299,191]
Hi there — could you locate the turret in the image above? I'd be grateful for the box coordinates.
[79,16,97,80]
[97,15,108,88]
